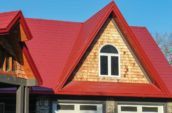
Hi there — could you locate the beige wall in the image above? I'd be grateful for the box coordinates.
[73,18,149,83]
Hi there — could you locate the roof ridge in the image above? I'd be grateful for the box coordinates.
[84,1,114,23]
[26,18,83,24]
[0,10,20,15]
[130,26,147,29]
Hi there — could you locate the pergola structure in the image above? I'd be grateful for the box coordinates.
[0,11,41,113]
[0,74,37,113]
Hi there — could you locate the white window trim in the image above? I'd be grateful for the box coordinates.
[118,104,164,113]
[53,102,103,113]
[99,44,120,78]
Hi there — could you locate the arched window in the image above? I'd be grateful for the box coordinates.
[99,44,119,76]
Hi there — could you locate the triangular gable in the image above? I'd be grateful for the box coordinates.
[72,18,150,84]
[56,1,171,97]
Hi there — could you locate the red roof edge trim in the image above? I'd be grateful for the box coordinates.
[56,82,170,98]
[0,11,20,34]
[57,2,114,90]
[56,91,170,98]
[23,44,43,85]
[18,11,33,40]
[0,11,33,40]
[110,4,169,93]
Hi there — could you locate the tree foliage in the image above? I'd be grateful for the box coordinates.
[155,33,172,64]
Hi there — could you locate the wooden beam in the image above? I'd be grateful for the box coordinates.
[24,86,29,113]
[16,85,24,113]
[0,74,37,86]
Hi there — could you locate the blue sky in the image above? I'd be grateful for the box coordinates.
[0,0,172,36]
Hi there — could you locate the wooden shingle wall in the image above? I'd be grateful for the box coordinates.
[73,18,149,83]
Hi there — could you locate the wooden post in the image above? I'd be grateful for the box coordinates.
[16,85,24,113]
[24,86,29,113]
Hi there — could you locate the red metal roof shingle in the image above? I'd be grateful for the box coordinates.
[26,18,82,88]
[25,1,172,97]
[1,1,172,98]
[0,11,19,30]
[131,26,172,94]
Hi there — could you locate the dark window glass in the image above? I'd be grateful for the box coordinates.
[121,106,137,112]
[5,56,9,71]
[111,56,118,75]
[142,107,158,112]
[100,56,108,75]
[80,105,97,111]
[12,59,16,72]
[0,47,5,70]
[57,105,74,110]
[101,45,118,53]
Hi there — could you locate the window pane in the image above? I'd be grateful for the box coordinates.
[142,107,158,112]
[100,56,108,75]
[80,105,97,111]
[101,45,118,53]
[0,47,5,69]
[121,106,137,112]
[57,105,74,110]
[111,56,119,75]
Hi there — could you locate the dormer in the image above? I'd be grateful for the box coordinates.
[0,11,41,86]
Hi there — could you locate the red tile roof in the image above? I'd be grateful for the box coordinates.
[1,1,172,98]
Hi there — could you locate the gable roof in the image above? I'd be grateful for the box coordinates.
[1,1,172,98]
[54,1,172,97]
[0,11,42,85]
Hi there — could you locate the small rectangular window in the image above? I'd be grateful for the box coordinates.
[57,105,74,110]
[100,56,108,75]
[80,105,97,111]
[121,106,137,112]
[142,107,158,112]
[111,56,118,75]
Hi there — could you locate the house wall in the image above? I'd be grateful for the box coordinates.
[73,18,149,83]
[15,54,35,79]
[167,102,172,113]
[0,94,169,113]
[33,95,168,113]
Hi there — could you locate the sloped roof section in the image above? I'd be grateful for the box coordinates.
[0,11,19,31]
[25,18,82,88]
[131,26,172,94]
[1,1,172,97]
[60,81,165,98]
